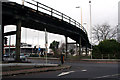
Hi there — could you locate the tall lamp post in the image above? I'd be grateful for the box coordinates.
[76,6,83,27]
[83,23,88,32]
[89,1,92,59]
[22,0,25,5]
[76,6,83,56]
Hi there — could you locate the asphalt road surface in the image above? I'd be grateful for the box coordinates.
[3,59,120,80]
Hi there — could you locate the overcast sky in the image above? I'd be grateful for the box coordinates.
[5,0,120,48]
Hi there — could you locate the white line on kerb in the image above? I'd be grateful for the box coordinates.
[81,70,87,72]
[96,74,120,78]
[57,71,75,77]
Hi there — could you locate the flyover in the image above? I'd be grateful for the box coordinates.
[1,0,91,61]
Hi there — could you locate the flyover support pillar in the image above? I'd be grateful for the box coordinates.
[85,44,88,56]
[76,43,78,55]
[79,37,82,56]
[1,24,4,61]
[15,20,21,62]
[65,36,68,58]
[2,25,4,61]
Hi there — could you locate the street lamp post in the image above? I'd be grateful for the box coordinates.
[76,6,83,56]
[76,6,82,27]
[89,0,92,59]
[83,23,88,32]
[22,0,25,5]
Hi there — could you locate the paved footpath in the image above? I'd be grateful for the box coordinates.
[2,63,71,76]
[1,63,59,67]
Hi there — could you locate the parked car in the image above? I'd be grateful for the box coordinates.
[11,52,26,61]
[4,54,10,58]
[24,53,30,58]
[20,53,26,61]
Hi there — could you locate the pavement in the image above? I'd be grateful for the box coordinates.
[72,59,120,63]
[1,63,59,67]
[2,63,71,76]
[28,57,59,60]
[1,57,70,76]
[81,59,120,61]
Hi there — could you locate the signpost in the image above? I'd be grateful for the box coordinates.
[38,47,41,57]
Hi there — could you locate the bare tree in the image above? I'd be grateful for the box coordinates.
[59,43,65,53]
[92,23,117,43]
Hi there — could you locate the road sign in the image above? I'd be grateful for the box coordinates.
[38,47,41,51]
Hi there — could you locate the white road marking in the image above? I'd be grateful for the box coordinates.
[81,70,87,72]
[57,71,75,77]
[96,75,111,78]
[111,74,120,76]
[13,75,16,76]
[96,74,120,78]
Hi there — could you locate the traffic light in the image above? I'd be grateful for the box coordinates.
[4,37,8,45]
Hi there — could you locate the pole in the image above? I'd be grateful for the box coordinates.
[25,28,27,44]
[9,36,11,56]
[1,25,4,61]
[0,25,2,79]
[45,28,48,64]
[76,6,82,27]
[81,7,82,27]
[85,45,88,56]
[24,28,27,54]
[65,36,68,58]
[37,32,39,54]
[0,2,2,79]
[76,43,77,55]
[0,25,3,61]
[32,38,34,54]
[79,37,81,56]
[89,1,92,59]
[22,0,25,5]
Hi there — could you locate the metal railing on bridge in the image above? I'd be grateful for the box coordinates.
[18,0,87,34]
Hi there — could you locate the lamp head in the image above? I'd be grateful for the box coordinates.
[89,1,91,3]
[76,6,80,8]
